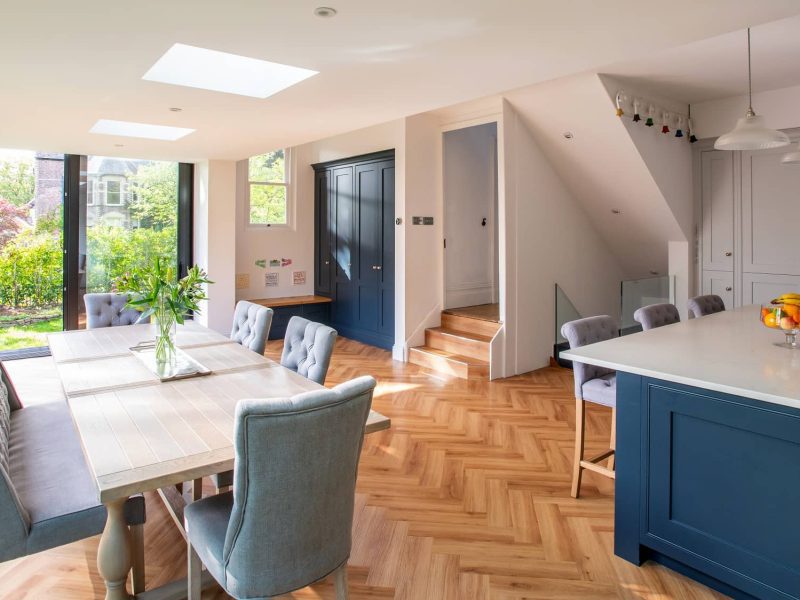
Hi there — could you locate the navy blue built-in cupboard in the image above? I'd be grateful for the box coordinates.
[313,150,395,350]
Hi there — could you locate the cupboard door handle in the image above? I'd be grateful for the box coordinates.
[724,251,732,257]
[371,265,376,270]
[725,286,732,291]
[325,260,330,265]
[376,265,382,270]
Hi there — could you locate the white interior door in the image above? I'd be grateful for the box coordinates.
[443,123,498,309]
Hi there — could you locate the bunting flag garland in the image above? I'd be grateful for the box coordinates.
[614,91,696,142]
[675,115,684,138]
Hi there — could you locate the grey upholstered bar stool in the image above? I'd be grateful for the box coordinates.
[83,292,149,328]
[185,376,377,600]
[687,294,726,319]
[561,316,617,499]
[633,303,681,331]
[230,300,273,355]
[281,316,338,385]
[0,363,147,593]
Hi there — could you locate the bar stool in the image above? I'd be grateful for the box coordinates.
[561,316,617,498]
[687,294,725,319]
[633,303,680,330]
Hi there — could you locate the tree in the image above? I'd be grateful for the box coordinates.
[0,198,29,247]
[0,159,35,207]
[126,161,178,230]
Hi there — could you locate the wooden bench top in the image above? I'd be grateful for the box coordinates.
[250,295,332,308]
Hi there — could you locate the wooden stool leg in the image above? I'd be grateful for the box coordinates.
[334,563,349,600]
[571,397,586,498]
[608,407,617,471]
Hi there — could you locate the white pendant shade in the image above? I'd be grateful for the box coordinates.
[714,113,790,150]
[781,142,800,164]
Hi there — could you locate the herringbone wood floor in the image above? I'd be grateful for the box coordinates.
[0,338,727,599]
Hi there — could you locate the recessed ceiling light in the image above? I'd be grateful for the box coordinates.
[89,119,194,141]
[314,6,337,17]
[114,144,125,147]
[169,107,182,112]
[611,209,621,214]
[142,43,318,99]
[563,132,574,139]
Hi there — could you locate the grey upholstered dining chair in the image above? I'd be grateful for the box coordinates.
[211,315,339,494]
[84,293,149,328]
[230,300,273,355]
[185,376,377,600]
[633,303,681,331]
[687,294,726,319]
[561,316,617,499]
[0,362,147,592]
[281,316,338,385]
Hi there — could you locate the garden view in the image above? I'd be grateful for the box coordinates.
[0,150,178,351]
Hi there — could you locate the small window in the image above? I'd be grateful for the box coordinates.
[106,180,122,206]
[248,149,289,226]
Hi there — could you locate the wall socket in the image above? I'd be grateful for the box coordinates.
[235,273,250,289]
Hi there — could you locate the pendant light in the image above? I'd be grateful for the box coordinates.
[714,28,789,151]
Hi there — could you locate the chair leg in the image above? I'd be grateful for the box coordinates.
[334,563,349,600]
[608,407,617,471]
[129,523,145,594]
[188,541,202,600]
[571,397,586,499]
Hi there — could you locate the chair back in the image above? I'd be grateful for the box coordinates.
[561,316,617,400]
[633,303,680,331]
[687,294,726,319]
[281,317,337,385]
[0,363,31,562]
[230,301,273,355]
[84,293,148,329]
[221,376,376,598]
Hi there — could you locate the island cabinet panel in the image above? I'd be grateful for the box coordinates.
[618,373,800,600]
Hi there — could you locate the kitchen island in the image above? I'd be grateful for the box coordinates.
[562,305,800,600]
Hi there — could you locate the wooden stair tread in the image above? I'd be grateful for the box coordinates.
[427,327,493,343]
[410,345,489,366]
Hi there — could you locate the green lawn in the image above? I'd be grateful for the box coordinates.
[0,317,62,351]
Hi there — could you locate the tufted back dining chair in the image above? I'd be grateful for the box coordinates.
[561,315,618,498]
[230,301,273,356]
[281,317,338,385]
[185,376,376,600]
[84,293,149,329]
[687,294,726,319]
[633,303,681,331]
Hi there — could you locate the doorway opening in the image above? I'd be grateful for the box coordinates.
[443,122,499,321]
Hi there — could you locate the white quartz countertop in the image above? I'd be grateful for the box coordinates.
[561,305,800,410]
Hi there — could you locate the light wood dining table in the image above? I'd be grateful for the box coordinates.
[47,320,390,600]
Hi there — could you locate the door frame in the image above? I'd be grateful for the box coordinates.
[441,120,500,310]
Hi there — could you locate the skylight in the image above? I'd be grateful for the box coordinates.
[89,119,195,141]
[142,43,318,99]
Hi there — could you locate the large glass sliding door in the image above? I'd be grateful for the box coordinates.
[0,150,64,352]
[77,157,180,328]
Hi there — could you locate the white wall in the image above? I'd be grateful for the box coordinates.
[502,100,625,374]
[692,83,800,139]
[194,160,237,334]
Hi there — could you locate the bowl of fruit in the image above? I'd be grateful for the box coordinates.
[761,294,800,349]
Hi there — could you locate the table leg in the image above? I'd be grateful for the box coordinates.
[98,498,133,600]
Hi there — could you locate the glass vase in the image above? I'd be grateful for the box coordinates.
[153,309,177,368]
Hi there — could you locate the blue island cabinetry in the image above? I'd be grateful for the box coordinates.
[616,373,800,600]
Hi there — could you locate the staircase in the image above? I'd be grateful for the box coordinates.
[408,309,501,379]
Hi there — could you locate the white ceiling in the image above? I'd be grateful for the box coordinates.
[1,1,799,162]
[603,13,800,104]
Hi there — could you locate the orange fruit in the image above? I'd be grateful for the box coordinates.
[764,312,778,328]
